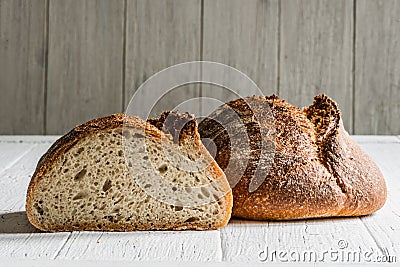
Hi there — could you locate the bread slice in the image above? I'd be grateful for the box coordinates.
[26,113,232,231]
[198,95,387,220]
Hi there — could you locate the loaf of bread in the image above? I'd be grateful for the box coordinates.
[26,113,232,231]
[198,95,387,220]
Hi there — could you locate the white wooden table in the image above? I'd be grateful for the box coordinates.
[0,136,399,266]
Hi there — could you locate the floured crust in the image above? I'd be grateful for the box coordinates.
[304,95,387,217]
[26,113,232,231]
[198,95,387,220]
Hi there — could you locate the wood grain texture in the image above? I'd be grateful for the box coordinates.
[54,231,222,261]
[0,136,399,263]
[0,141,69,259]
[355,0,400,135]
[222,218,384,263]
[125,0,202,119]
[0,143,53,211]
[46,0,124,134]
[0,0,46,134]
[279,0,354,132]
[202,0,279,113]
[356,140,400,261]
[0,143,35,172]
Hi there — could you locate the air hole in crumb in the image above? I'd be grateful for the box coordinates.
[122,130,131,139]
[201,187,210,198]
[102,179,112,192]
[184,217,198,223]
[158,164,168,174]
[132,133,145,138]
[35,204,44,215]
[112,208,120,213]
[74,168,87,181]
[144,184,151,188]
[118,150,123,157]
[174,206,183,211]
[72,192,87,200]
[143,155,149,160]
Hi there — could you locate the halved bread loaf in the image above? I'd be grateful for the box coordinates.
[198,95,387,220]
[26,113,232,231]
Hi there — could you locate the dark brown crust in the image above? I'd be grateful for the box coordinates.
[304,95,387,216]
[198,95,387,220]
[26,114,232,231]
[147,111,198,144]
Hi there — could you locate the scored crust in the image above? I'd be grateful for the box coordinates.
[26,113,232,231]
[198,95,387,220]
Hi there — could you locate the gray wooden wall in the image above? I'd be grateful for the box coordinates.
[1,0,399,135]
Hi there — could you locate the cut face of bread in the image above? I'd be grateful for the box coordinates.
[26,113,232,231]
[199,95,386,220]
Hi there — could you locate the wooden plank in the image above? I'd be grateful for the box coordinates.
[0,231,70,259]
[125,0,202,119]
[201,0,278,116]
[0,143,52,211]
[0,0,46,134]
[0,143,36,173]
[360,203,400,262]
[0,143,69,259]
[54,231,221,261]
[1,259,281,267]
[46,0,124,134]
[220,220,268,262]
[355,0,400,135]
[280,0,354,132]
[222,218,382,263]
[357,142,400,261]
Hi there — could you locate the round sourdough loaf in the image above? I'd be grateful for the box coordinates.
[26,113,232,231]
[198,95,387,220]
